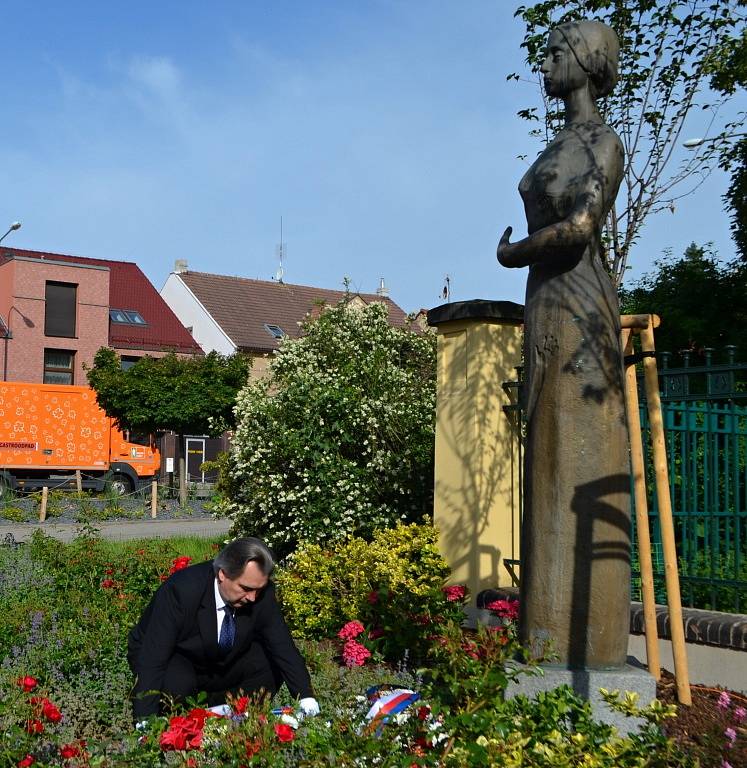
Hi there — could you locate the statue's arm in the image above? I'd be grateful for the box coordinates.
[497,137,622,270]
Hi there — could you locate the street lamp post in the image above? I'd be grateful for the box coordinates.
[0,221,21,245]
[683,132,747,149]
[1,221,23,380]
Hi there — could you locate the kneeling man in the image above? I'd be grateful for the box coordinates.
[127,537,318,720]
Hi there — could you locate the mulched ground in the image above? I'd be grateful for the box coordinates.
[657,669,746,766]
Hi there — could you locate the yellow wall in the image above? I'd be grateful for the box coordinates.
[433,318,523,601]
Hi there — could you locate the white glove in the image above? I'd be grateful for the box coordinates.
[298,697,320,718]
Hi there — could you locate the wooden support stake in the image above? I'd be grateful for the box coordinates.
[621,327,661,681]
[640,318,691,705]
[39,486,48,522]
[151,480,158,519]
[75,470,82,493]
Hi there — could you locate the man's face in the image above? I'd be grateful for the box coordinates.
[217,560,269,608]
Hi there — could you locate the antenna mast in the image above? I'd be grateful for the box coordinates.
[274,216,286,283]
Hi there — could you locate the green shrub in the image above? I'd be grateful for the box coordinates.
[216,301,436,555]
[276,521,455,660]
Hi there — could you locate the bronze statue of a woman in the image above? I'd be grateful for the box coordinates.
[497,20,631,669]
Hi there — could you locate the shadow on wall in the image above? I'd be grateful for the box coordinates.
[429,302,523,598]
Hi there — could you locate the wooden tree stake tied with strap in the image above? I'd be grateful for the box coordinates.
[620,313,691,706]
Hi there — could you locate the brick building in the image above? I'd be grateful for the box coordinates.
[0,248,201,383]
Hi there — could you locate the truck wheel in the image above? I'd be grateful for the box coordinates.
[109,473,133,496]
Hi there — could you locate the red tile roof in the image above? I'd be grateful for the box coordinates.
[1,247,201,354]
[178,271,411,353]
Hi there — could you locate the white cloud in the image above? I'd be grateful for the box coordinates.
[127,55,181,96]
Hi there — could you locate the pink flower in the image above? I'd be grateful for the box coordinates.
[718,691,732,710]
[338,620,365,641]
[342,639,371,667]
[721,761,732,768]
[734,706,746,723]
[443,585,466,602]
[486,599,520,622]
[724,727,736,746]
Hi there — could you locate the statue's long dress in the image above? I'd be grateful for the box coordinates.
[518,123,631,669]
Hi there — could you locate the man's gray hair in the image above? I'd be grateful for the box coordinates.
[213,537,275,578]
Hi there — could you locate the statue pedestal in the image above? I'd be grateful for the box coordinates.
[505,661,657,736]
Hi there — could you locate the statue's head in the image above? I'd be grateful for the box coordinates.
[543,20,619,100]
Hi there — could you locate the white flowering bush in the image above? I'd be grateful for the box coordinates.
[216,300,436,553]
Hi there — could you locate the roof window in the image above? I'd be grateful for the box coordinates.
[264,323,285,339]
[110,309,147,326]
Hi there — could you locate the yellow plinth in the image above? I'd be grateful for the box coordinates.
[429,302,523,602]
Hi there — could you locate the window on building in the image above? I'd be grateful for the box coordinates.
[43,349,75,385]
[109,309,147,326]
[120,355,140,371]
[264,323,285,339]
[45,282,77,338]
[124,310,146,325]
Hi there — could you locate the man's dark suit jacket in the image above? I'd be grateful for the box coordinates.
[127,560,313,718]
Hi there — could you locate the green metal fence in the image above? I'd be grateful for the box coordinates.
[504,347,747,613]
[634,349,747,613]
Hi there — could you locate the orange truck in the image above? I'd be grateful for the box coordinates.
[0,381,160,494]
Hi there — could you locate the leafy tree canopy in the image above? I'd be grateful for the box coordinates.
[87,348,250,436]
[620,243,747,358]
[215,300,436,556]
[708,20,747,260]
[511,0,745,284]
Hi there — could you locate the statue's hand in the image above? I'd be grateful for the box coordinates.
[496,226,513,266]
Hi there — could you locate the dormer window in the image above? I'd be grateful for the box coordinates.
[110,309,147,326]
[264,323,285,339]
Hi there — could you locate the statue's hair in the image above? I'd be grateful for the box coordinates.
[555,20,619,99]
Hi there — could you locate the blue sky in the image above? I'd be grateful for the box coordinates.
[0,1,740,312]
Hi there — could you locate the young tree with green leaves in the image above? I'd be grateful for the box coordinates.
[87,348,250,504]
[510,0,745,284]
[215,301,436,556]
[707,20,747,259]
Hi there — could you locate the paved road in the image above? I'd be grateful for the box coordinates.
[0,517,233,543]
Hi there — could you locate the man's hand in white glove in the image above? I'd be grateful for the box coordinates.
[298,697,320,718]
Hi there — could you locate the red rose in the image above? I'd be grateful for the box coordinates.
[26,719,44,734]
[59,743,80,759]
[245,738,263,757]
[233,695,250,715]
[274,723,295,742]
[17,756,34,767]
[159,714,203,751]
[41,699,62,723]
[101,579,115,589]
[18,675,38,692]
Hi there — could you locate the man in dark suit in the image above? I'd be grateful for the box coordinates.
[127,537,319,720]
